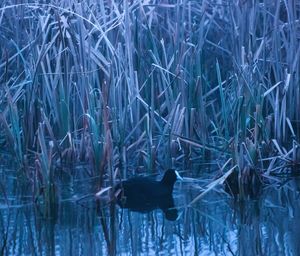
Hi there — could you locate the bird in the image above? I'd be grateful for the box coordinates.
[114,169,182,220]
[114,169,183,201]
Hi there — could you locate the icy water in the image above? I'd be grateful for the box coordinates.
[1,160,300,255]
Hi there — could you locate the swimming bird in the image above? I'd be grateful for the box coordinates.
[114,169,182,221]
[114,169,183,201]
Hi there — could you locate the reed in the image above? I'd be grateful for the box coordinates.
[0,0,299,188]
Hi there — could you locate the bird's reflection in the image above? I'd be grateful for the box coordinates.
[117,194,178,221]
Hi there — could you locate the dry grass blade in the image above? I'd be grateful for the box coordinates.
[188,165,236,206]
[95,186,112,198]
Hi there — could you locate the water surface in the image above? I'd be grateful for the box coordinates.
[1,160,300,255]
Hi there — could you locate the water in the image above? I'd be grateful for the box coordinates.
[1,160,300,255]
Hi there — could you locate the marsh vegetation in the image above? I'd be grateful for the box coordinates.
[0,0,300,254]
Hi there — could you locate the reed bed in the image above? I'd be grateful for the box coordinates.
[0,0,299,193]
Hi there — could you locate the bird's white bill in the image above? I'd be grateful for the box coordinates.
[175,171,183,180]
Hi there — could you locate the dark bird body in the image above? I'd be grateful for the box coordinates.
[114,169,182,200]
[114,169,182,220]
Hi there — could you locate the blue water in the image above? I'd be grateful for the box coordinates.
[1,161,300,255]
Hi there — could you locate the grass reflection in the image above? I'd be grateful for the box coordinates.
[1,168,300,255]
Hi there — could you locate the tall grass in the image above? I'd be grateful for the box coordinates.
[0,0,299,189]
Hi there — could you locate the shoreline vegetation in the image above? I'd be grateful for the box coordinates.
[0,1,299,198]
